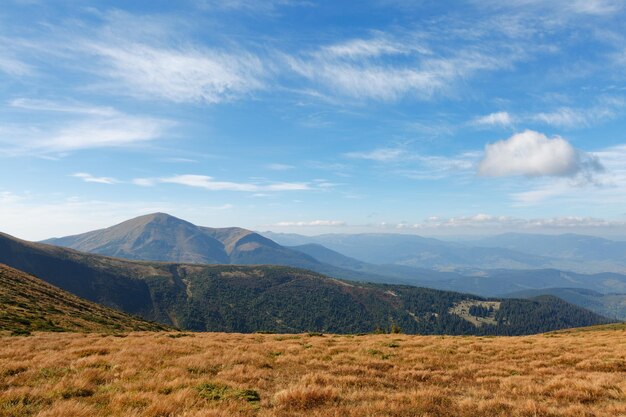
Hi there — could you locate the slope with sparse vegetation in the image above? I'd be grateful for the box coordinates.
[0,264,167,334]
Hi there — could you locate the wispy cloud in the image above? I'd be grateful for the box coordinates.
[474,0,624,16]
[285,18,532,102]
[0,55,32,76]
[194,0,311,13]
[266,163,295,171]
[345,147,406,162]
[530,102,621,128]
[72,173,119,185]
[272,220,346,227]
[391,213,626,231]
[471,111,513,128]
[9,98,117,116]
[0,114,171,155]
[86,41,266,103]
[1,98,172,155]
[133,174,311,192]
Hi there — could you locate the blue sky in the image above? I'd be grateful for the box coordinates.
[2,0,626,240]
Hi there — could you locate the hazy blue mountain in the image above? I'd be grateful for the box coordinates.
[474,233,626,273]
[504,288,626,321]
[264,231,626,274]
[0,231,613,335]
[418,269,626,297]
[264,232,552,270]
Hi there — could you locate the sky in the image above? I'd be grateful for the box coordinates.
[2,0,626,241]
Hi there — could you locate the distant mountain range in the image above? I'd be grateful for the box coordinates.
[40,213,626,320]
[0,231,612,335]
[0,263,167,333]
[264,231,626,274]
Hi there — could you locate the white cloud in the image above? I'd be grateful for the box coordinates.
[273,220,346,227]
[1,100,171,155]
[475,0,624,16]
[9,98,118,116]
[86,41,266,104]
[266,163,295,171]
[345,148,406,162]
[477,130,603,178]
[133,174,310,192]
[72,173,119,185]
[194,0,309,13]
[394,214,626,231]
[471,111,513,127]
[510,144,626,206]
[0,55,32,76]
[320,37,421,59]
[287,30,519,102]
[531,105,618,128]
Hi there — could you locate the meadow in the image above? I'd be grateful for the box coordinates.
[1,325,624,417]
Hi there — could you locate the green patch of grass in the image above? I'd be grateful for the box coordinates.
[196,382,260,403]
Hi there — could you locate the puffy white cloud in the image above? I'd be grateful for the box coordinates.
[477,130,603,178]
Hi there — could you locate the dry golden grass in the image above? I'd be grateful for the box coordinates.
[0,325,624,417]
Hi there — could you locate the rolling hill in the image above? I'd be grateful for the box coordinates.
[0,263,167,333]
[0,231,613,335]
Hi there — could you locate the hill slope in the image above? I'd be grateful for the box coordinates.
[0,232,613,335]
[0,263,167,333]
[505,288,626,321]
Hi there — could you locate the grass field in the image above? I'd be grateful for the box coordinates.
[1,325,624,417]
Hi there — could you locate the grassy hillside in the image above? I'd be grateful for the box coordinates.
[0,264,167,333]
[0,232,612,335]
[1,325,624,417]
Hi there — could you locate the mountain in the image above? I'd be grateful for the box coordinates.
[0,263,167,333]
[475,233,626,274]
[504,288,626,321]
[0,231,612,335]
[42,213,421,285]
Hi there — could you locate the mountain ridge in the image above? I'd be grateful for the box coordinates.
[1,231,614,335]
